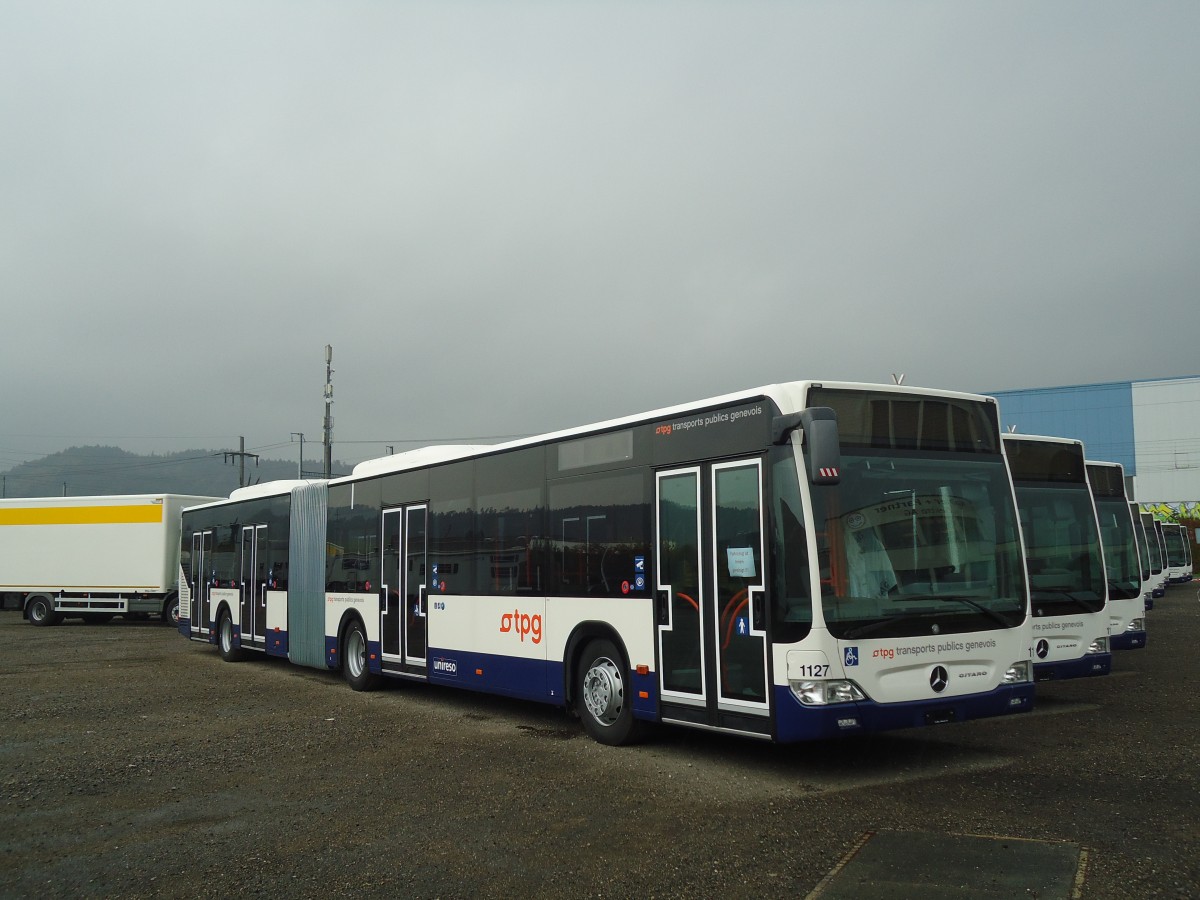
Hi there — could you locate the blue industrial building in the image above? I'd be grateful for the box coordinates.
[986,375,1200,504]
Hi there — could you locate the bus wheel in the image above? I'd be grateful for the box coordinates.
[27,595,60,627]
[576,639,645,746]
[162,594,180,626]
[343,618,379,691]
[218,609,244,662]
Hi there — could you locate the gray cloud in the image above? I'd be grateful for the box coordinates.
[2,2,1197,468]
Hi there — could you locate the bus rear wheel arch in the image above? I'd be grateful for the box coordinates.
[575,637,646,746]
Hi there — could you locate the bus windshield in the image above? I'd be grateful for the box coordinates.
[809,451,1027,640]
[1165,525,1188,567]
[1094,497,1142,600]
[1014,484,1106,615]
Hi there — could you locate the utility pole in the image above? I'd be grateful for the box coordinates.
[224,436,260,488]
[291,432,305,478]
[323,344,334,479]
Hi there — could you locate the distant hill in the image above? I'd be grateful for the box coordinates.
[0,446,352,499]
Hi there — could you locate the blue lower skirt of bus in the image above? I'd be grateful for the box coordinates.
[1110,630,1146,651]
[1033,652,1112,681]
[771,682,1034,743]
[267,630,289,657]
[418,646,658,717]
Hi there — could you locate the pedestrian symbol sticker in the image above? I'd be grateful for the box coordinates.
[736,616,749,636]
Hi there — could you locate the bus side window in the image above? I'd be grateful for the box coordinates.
[549,470,649,598]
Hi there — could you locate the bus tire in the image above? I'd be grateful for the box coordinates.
[576,639,645,746]
[27,595,60,627]
[217,608,245,662]
[162,594,180,626]
[342,618,380,692]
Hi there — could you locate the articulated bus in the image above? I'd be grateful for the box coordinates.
[1002,435,1111,680]
[1163,523,1193,584]
[180,381,1034,745]
[1085,461,1146,650]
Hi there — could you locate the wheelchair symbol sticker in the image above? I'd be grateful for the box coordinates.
[844,646,859,667]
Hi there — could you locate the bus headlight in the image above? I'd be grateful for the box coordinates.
[1003,660,1032,684]
[1087,636,1110,654]
[1126,618,1145,632]
[789,679,866,706]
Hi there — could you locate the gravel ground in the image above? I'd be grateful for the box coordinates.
[1,584,1198,898]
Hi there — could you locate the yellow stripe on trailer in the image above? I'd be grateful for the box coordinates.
[0,505,164,526]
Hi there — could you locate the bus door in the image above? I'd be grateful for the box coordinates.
[239,525,268,646]
[189,531,212,635]
[380,505,429,671]
[656,458,770,736]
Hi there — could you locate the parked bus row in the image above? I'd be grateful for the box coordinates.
[3,379,1190,746]
[171,380,1188,746]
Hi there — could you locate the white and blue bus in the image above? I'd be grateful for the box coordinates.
[1003,434,1111,680]
[1085,461,1146,650]
[1163,523,1193,584]
[1142,512,1168,603]
[1127,501,1154,612]
[180,381,1034,745]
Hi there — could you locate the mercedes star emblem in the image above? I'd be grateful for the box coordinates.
[930,665,949,693]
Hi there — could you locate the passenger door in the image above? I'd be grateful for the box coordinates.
[380,505,429,671]
[656,458,770,735]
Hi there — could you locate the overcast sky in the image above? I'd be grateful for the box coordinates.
[3,1,1197,470]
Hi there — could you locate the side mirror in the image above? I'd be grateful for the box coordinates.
[773,407,841,485]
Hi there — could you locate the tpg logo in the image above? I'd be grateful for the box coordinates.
[500,609,543,644]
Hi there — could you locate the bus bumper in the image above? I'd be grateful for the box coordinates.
[1033,652,1112,681]
[771,682,1034,743]
[1110,630,1147,651]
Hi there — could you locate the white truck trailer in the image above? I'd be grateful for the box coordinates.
[0,494,222,626]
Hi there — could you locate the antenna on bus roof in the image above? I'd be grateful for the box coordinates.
[891,373,905,385]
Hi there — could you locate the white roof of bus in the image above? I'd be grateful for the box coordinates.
[337,379,997,482]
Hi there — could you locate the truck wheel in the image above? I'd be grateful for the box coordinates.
[218,608,245,662]
[162,594,181,626]
[27,595,60,627]
[343,618,379,691]
[575,638,646,746]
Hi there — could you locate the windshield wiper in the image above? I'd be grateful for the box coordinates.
[843,613,936,641]
[923,593,1017,630]
[1030,588,1102,614]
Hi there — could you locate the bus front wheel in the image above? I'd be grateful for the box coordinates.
[576,639,645,746]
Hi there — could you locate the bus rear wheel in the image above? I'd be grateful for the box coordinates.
[343,618,379,692]
[218,609,245,662]
[576,639,645,746]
